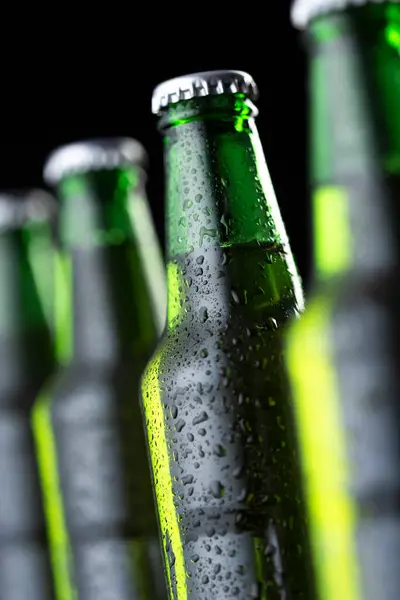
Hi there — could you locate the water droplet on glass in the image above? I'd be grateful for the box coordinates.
[209,480,225,498]
[199,306,208,322]
[237,486,247,502]
[213,563,221,574]
[232,587,240,596]
[231,290,240,304]
[268,317,278,329]
[175,419,186,432]
[205,526,215,537]
[213,444,227,457]
[220,213,229,234]
[199,226,218,246]
[182,474,194,485]
[233,465,244,479]
[193,411,209,426]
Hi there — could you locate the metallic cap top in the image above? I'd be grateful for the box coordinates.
[0,189,56,231]
[44,137,147,186]
[152,70,259,115]
[291,0,389,29]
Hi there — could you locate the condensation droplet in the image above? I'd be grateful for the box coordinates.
[192,411,209,426]
[182,474,194,485]
[213,444,227,457]
[231,290,240,304]
[175,419,186,432]
[209,480,225,498]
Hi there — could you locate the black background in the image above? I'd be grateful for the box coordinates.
[1,2,309,285]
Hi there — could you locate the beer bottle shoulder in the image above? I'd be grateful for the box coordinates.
[142,315,291,407]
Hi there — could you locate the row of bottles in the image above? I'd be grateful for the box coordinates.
[1,1,400,596]
[0,77,311,599]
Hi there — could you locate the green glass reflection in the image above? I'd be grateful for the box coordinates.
[32,389,76,600]
[287,294,360,600]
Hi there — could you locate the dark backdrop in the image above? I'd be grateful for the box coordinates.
[0,2,309,285]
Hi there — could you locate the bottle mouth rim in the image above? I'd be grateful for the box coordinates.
[43,137,148,186]
[291,0,382,29]
[0,189,56,230]
[152,70,259,116]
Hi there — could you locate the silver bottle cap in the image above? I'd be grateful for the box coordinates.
[291,0,390,29]
[152,70,259,115]
[0,189,56,231]
[44,137,147,186]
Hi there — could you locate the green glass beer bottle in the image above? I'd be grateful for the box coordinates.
[287,2,400,600]
[0,190,57,600]
[141,71,316,600]
[32,139,167,600]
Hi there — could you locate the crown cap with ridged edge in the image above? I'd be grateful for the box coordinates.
[43,138,147,186]
[152,70,259,115]
[0,189,56,231]
[291,0,393,29]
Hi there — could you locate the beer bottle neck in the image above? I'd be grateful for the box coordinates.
[57,168,164,364]
[309,3,400,281]
[0,227,53,388]
[162,96,303,328]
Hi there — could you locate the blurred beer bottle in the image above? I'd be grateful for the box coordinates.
[0,190,57,600]
[141,71,316,599]
[32,138,167,600]
[287,2,400,600]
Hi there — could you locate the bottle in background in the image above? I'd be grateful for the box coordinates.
[33,138,167,600]
[0,190,57,600]
[287,2,400,599]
